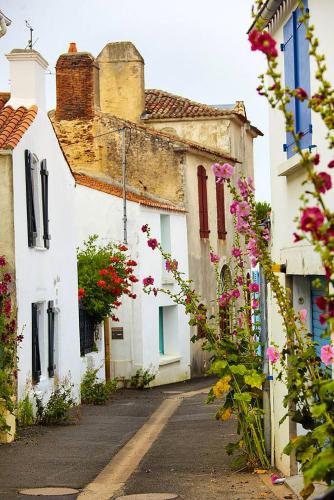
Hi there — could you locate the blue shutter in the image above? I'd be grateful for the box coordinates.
[283,15,297,158]
[295,1,312,150]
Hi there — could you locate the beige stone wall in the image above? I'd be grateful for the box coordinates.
[0,153,15,266]
[50,112,185,207]
[97,42,145,123]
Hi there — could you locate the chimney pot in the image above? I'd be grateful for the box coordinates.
[68,42,77,53]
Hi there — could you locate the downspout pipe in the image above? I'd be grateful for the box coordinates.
[248,0,285,32]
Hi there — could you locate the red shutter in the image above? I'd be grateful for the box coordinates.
[216,180,226,240]
[197,165,209,238]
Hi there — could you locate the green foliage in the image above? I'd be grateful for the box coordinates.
[17,395,34,427]
[35,381,76,425]
[0,257,19,434]
[129,369,156,389]
[255,201,271,223]
[81,368,117,405]
[77,235,137,324]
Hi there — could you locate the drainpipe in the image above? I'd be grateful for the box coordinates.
[248,0,285,32]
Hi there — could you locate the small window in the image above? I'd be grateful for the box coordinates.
[79,305,97,356]
[25,150,50,249]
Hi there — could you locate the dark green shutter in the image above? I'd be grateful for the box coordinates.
[47,301,56,377]
[40,159,50,249]
[25,150,37,247]
[32,303,41,384]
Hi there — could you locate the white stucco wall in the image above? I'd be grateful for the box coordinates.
[75,184,190,386]
[267,0,334,475]
[12,111,80,403]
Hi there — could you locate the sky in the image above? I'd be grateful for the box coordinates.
[0,0,270,201]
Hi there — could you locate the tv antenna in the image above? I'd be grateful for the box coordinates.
[25,20,34,49]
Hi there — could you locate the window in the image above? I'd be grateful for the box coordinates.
[216,181,226,240]
[159,305,178,356]
[282,0,312,158]
[25,150,50,249]
[32,301,56,384]
[79,305,97,356]
[197,165,209,238]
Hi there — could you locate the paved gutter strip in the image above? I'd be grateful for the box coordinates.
[78,388,210,500]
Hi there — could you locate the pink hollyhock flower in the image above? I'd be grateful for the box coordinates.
[249,30,278,58]
[236,216,250,233]
[315,172,332,193]
[147,238,158,250]
[299,309,307,323]
[247,177,255,192]
[219,292,230,307]
[316,296,327,310]
[230,201,239,214]
[143,276,154,286]
[237,201,251,217]
[196,314,204,321]
[238,178,249,198]
[210,252,220,263]
[141,224,149,232]
[212,162,234,181]
[300,207,325,233]
[320,344,334,366]
[328,160,334,169]
[267,346,280,364]
[237,276,243,286]
[248,282,259,293]
[246,238,259,258]
[251,258,257,268]
[263,228,270,242]
[295,87,308,101]
[252,299,259,309]
[232,289,240,299]
[0,256,6,267]
[232,247,241,258]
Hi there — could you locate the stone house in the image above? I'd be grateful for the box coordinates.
[250,0,333,478]
[0,49,81,440]
[50,41,261,379]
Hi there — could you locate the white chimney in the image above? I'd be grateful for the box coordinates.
[5,49,48,111]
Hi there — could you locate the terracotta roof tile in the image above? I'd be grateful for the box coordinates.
[0,104,38,149]
[144,89,241,120]
[74,173,187,213]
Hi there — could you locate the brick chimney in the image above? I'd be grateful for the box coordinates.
[96,42,145,122]
[55,43,99,121]
[6,49,48,110]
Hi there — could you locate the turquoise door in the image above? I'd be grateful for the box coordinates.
[310,277,330,358]
[159,307,164,355]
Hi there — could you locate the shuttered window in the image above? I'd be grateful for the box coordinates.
[47,301,56,377]
[216,181,226,240]
[32,303,41,384]
[197,165,210,238]
[40,160,50,249]
[282,0,312,158]
[25,150,37,247]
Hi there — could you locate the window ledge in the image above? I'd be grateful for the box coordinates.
[159,355,181,366]
[277,150,311,177]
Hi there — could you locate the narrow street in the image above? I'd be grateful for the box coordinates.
[0,379,295,500]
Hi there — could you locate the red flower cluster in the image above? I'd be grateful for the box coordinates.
[300,207,325,234]
[295,87,308,101]
[147,238,158,250]
[78,288,85,300]
[248,30,278,58]
[316,295,334,324]
[314,172,332,193]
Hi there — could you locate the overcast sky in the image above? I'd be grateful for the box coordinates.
[1,0,270,201]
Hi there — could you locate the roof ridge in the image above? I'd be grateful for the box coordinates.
[145,88,235,113]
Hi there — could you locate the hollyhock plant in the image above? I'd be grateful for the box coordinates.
[315,172,332,193]
[147,238,158,250]
[300,207,325,233]
[248,29,278,58]
[320,345,334,366]
[232,247,242,258]
[212,162,234,181]
[248,282,260,293]
[143,276,154,286]
[267,346,280,364]
[210,252,220,263]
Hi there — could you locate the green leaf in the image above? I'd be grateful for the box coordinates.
[233,392,252,404]
[244,370,264,389]
[230,364,247,375]
[209,359,228,375]
[310,403,327,418]
[299,446,317,464]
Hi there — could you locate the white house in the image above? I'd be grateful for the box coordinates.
[0,49,81,420]
[74,174,190,386]
[251,0,334,476]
